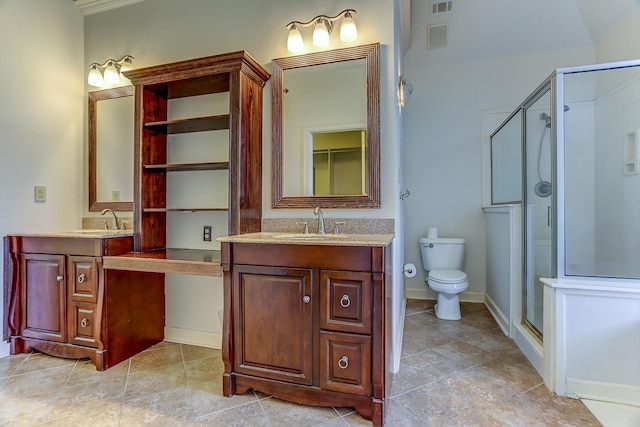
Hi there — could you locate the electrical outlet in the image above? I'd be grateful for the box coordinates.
[112,190,120,201]
[34,186,47,202]
[203,226,212,241]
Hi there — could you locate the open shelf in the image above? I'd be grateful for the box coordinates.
[144,161,229,172]
[143,207,228,213]
[145,114,230,134]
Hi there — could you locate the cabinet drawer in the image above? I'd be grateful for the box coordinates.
[320,331,371,396]
[68,256,98,303]
[320,270,371,334]
[68,301,98,348]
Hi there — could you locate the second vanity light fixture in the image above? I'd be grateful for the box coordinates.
[88,55,134,87]
[286,9,357,53]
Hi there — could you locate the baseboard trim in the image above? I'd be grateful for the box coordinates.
[484,294,509,336]
[392,299,406,373]
[405,288,485,303]
[514,323,543,376]
[566,377,640,407]
[164,327,221,349]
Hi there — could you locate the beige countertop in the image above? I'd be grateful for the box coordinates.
[217,232,394,247]
[7,230,133,239]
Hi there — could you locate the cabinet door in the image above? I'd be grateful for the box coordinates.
[320,270,372,334]
[233,265,313,385]
[20,254,66,342]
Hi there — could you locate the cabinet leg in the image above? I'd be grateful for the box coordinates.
[223,373,234,397]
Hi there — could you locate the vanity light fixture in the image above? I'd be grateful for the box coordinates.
[286,9,357,54]
[87,55,134,87]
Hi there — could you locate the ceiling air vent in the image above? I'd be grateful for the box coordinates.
[431,1,453,15]
[427,23,448,49]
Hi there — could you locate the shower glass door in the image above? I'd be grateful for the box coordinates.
[523,87,553,338]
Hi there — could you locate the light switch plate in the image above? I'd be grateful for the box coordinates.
[34,186,47,202]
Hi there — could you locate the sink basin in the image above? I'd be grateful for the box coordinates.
[272,233,350,240]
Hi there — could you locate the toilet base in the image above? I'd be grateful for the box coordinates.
[434,293,461,320]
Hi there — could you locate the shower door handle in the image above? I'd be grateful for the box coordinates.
[547,206,551,227]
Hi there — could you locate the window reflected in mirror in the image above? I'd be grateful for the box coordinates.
[312,129,367,196]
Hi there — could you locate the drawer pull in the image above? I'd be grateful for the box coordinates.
[338,356,349,369]
[303,295,311,303]
[77,273,86,283]
[340,295,351,308]
[81,318,89,328]
[56,275,64,282]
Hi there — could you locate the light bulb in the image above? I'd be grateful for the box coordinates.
[287,25,304,53]
[103,61,120,84]
[340,12,357,42]
[312,19,330,47]
[87,65,104,87]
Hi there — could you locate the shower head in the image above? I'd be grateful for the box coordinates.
[539,112,551,128]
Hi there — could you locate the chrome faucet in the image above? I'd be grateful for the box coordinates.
[100,208,120,230]
[314,207,326,234]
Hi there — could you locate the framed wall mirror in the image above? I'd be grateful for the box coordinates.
[88,86,134,212]
[272,43,380,208]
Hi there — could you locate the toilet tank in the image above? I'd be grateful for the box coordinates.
[419,237,465,270]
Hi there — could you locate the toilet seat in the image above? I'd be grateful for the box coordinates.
[428,269,467,284]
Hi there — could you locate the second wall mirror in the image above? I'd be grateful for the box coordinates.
[88,86,134,212]
[272,43,380,208]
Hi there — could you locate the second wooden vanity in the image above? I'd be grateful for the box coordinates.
[4,232,165,370]
[218,232,393,427]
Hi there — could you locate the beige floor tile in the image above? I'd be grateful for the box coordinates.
[1,365,73,398]
[182,344,221,363]
[130,344,184,370]
[120,386,194,426]
[125,362,188,398]
[0,301,605,426]
[13,351,76,375]
[0,352,28,379]
[260,397,341,426]
[193,401,270,426]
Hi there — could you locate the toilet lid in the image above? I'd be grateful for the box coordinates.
[428,269,467,284]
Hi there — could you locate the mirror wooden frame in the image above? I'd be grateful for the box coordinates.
[271,43,380,208]
[88,86,134,212]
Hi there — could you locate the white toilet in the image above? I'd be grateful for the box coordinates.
[419,236,469,320]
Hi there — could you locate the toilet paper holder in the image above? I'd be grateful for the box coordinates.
[402,263,417,278]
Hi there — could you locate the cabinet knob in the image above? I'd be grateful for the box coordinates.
[303,295,311,304]
[56,275,64,282]
[77,273,86,283]
[338,356,349,369]
[81,318,89,328]
[340,294,351,308]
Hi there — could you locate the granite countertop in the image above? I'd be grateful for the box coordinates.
[8,230,133,239]
[217,232,394,247]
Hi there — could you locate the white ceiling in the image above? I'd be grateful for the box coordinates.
[74,0,144,15]
[74,0,636,47]
[572,0,639,43]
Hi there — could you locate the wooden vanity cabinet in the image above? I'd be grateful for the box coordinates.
[4,235,165,370]
[221,241,392,427]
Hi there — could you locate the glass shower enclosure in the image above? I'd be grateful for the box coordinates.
[490,59,640,339]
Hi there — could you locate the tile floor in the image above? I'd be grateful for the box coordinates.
[0,300,603,426]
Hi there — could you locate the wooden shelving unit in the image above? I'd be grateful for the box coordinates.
[123,51,269,270]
